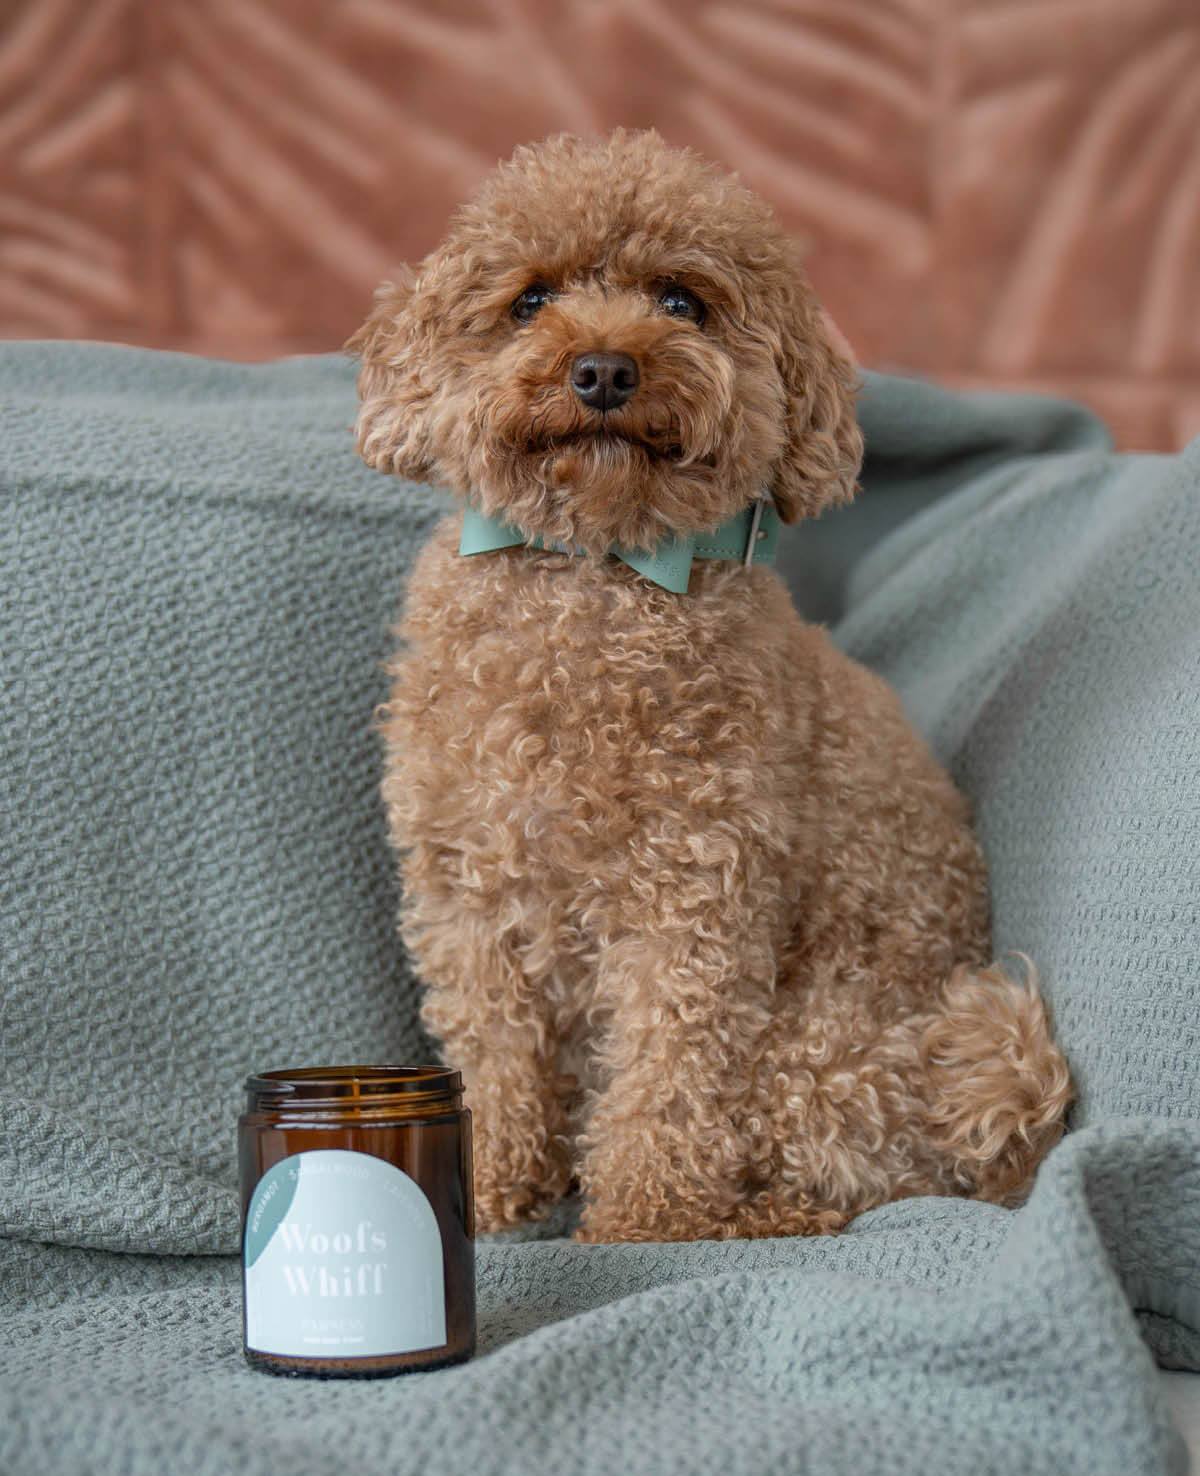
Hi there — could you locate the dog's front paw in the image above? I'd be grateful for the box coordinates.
[575,1115,747,1243]
[576,1191,738,1244]
[471,1113,572,1233]
[474,1183,555,1235]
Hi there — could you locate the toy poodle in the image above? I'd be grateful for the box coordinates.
[348,130,1073,1242]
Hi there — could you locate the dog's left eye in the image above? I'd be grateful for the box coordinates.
[658,285,707,326]
[511,285,555,323]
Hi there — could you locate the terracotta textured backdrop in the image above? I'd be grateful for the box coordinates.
[2,0,1198,449]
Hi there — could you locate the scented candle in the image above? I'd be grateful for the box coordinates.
[239,1065,474,1376]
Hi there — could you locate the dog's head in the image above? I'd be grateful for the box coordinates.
[348,130,861,558]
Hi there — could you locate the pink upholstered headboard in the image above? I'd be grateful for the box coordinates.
[1,0,1196,450]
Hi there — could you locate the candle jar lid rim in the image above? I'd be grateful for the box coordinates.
[244,1064,462,1107]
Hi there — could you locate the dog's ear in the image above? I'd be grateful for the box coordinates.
[345,267,436,479]
[770,270,863,523]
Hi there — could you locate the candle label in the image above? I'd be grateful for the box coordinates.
[243,1148,446,1358]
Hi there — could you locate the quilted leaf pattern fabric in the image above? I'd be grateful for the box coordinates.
[1,0,1198,447]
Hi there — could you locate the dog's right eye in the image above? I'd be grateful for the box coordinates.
[511,285,555,323]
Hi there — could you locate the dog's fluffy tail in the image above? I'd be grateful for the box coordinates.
[916,957,1074,1206]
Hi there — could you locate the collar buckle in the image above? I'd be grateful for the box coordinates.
[743,495,768,568]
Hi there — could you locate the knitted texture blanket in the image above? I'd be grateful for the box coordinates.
[1,344,1197,1476]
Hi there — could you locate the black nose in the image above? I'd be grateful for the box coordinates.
[569,352,639,412]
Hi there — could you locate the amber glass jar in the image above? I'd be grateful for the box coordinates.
[238,1065,474,1377]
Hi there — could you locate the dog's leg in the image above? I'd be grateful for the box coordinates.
[732,948,960,1237]
[575,907,783,1243]
[729,950,1073,1236]
[411,911,575,1233]
[575,924,935,1242]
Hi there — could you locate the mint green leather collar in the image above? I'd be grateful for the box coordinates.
[459,497,781,593]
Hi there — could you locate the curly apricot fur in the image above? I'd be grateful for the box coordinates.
[350,131,1073,1242]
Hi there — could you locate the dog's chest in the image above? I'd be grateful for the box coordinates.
[413,560,729,785]
[403,551,750,811]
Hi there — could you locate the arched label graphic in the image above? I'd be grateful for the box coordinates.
[243,1149,446,1358]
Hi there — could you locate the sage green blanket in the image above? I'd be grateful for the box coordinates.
[1,344,1196,1476]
